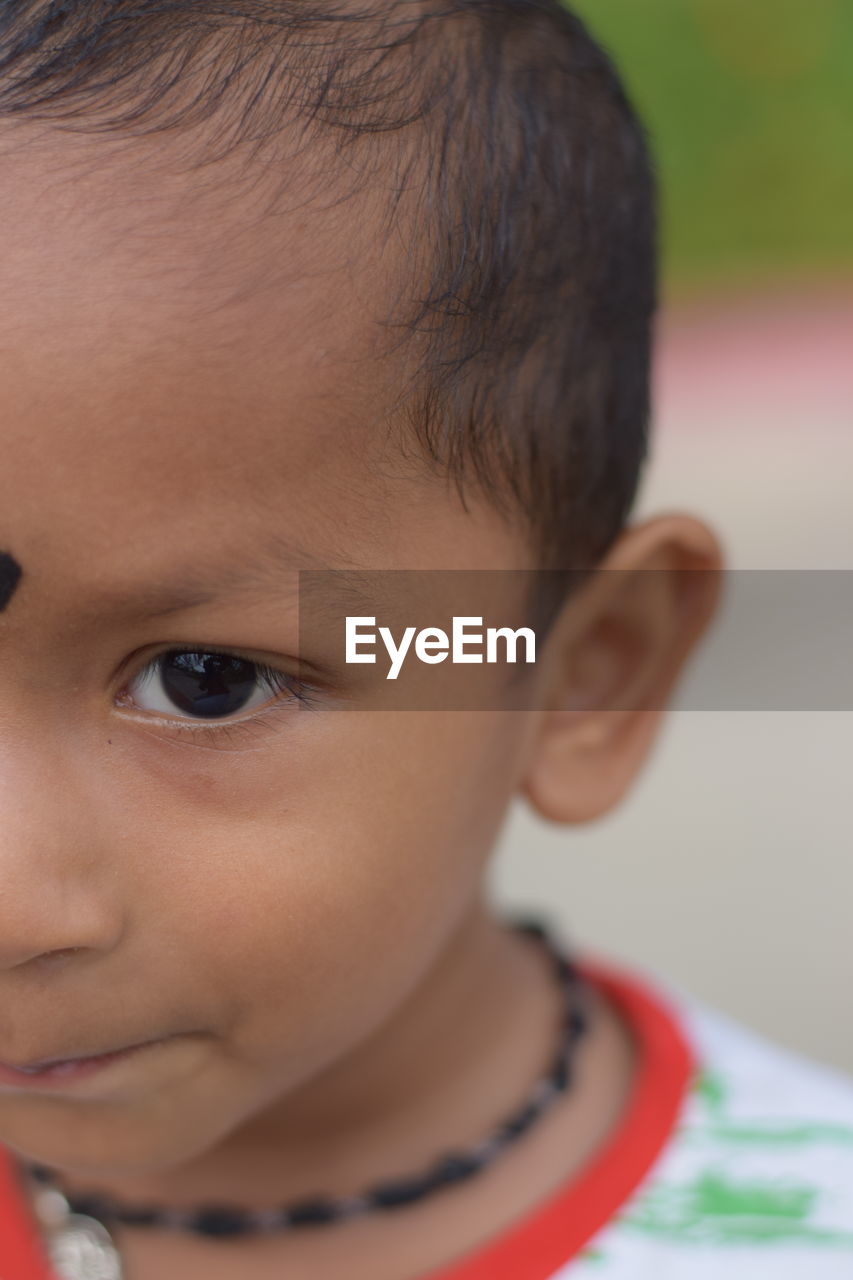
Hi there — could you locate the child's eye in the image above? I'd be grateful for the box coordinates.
[120,649,305,724]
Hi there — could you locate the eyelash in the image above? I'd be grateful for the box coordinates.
[117,646,316,745]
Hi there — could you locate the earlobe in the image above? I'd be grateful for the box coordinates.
[521,705,666,824]
[519,513,723,826]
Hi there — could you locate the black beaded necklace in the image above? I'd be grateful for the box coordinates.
[23,917,590,1274]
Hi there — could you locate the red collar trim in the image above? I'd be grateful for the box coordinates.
[0,1142,52,1280]
[420,955,696,1279]
[0,957,695,1280]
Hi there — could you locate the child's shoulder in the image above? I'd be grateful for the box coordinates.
[570,965,853,1278]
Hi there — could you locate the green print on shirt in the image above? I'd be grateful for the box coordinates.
[574,1245,607,1265]
[691,1068,853,1148]
[616,1068,853,1248]
[622,1169,853,1247]
[571,1061,853,1268]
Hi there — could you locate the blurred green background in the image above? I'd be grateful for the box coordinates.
[569,0,853,299]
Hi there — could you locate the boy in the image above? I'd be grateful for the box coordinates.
[0,1,851,1278]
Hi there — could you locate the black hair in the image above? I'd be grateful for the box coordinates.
[0,0,656,574]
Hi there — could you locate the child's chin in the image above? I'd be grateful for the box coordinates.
[0,1094,230,1179]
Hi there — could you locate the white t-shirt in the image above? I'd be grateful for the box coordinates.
[562,972,853,1278]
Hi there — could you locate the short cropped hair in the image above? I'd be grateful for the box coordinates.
[0,0,656,573]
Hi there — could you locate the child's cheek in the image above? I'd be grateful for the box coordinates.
[147,711,518,1073]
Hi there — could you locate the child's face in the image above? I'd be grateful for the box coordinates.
[0,133,720,1179]
[0,137,545,1172]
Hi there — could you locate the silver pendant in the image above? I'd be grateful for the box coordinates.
[46,1212,124,1280]
[30,1185,123,1280]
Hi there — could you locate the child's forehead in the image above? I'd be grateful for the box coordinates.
[0,137,385,516]
[0,128,528,605]
[0,126,395,358]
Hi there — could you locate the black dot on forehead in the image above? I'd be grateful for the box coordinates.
[0,551,23,612]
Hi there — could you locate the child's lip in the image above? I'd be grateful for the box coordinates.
[0,1037,167,1086]
[2,1036,159,1073]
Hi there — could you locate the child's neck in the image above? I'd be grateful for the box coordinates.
[30,904,638,1278]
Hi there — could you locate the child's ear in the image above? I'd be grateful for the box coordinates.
[519,514,723,824]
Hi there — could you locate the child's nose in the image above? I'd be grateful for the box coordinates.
[0,738,125,972]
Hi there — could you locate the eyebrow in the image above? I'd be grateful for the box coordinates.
[78,535,344,623]
[128,570,296,620]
